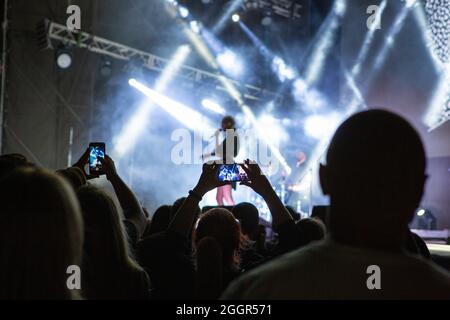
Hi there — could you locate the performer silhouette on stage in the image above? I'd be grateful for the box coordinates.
[202,116,239,205]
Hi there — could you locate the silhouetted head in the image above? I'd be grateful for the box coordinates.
[319,109,426,249]
[221,116,236,130]
[194,208,241,270]
[56,167,86,191]
[0,153,34,181]
[295,218,326,247]
[148,205,173,235]
[77,185,145,299]
[77,185,135,267]
[0,168,83,299]
[232,202,259,239]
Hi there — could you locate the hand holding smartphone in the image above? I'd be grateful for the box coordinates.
[89,142,105,176]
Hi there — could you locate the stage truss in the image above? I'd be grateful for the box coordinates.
[37,19,283,104]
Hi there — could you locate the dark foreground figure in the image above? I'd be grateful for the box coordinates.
[222,110,450,299]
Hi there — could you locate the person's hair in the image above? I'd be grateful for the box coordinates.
[193,208,242,299]
[0,153,34,181]
[77,185,146,299]
[221,115,236,129]
[296,218,326,247]
[195,236,223,299]
[232,202,259,237]
[56,167,86,191]
[0,167,83,299]
[194,208,241,270]
[148,205,173,235]
[322,109,426,244]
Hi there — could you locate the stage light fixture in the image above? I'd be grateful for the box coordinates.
[56,52,72,69]
[232,14,240,22]
[55,46,73,69]
[272,56,295,82]
[190,21,201,34]
[261,16,272,26]
[414,208,437,230]
[213,0,243,33]
[178,6,189,18]
[100,59,112,77]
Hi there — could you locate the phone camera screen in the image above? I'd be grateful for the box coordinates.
[218,164,248,182]
[89,145,105,173]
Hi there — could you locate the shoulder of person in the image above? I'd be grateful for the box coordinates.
[222,244,323,299]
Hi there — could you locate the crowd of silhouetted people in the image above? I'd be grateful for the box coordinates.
[0,109,449,300]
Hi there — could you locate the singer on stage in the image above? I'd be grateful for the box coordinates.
[203,116,240,205]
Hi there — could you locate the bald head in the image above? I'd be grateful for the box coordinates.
[320,110,426,246]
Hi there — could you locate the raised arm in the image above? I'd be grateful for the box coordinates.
[240,160,294,229]
[169,163,222,238]
[101,155,147,237]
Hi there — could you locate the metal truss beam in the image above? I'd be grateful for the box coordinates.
[43,20,283,103]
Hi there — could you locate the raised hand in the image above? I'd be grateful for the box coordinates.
[193,162,226,197]
[239,159,274,198]
[72,148,98,180]
[99,155,118,181]
[241,159,293,229]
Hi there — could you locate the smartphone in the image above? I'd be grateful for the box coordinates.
[218,163,248,182]
[89,142,105,176]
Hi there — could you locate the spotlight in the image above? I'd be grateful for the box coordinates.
[129,79,215,133]
[304,113,341,140]
[190,20,201,34]
[178,6,189,18]
[258,114,288,145]
[114,45,191,157]
[261,16,272,26]
[202,99,226,115]
[404,0,417,8]
[100,59,112,77]
[293,79,308,94]
[414,208,437,230]
[232,14,240,23]
[272,56,295,82]
[335,0,347,16]
[217,50,243,77]
[55,46,73,69]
